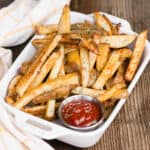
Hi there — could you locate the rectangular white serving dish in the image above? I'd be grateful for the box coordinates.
[0,11,150,148]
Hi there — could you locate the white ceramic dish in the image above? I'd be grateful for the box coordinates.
[0,11,150,148]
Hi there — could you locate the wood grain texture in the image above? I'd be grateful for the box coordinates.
[0,0,150,150]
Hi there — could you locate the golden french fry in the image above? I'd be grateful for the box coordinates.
[96,43,110,71]
[19,61,32,75]
[30,52,59,88]
[32,85,73,104]
[93,51,122,89]
[81,38,99,55]
[59,61,65,76]
[89,51,97,70]
[45,99,56,120]
[112,62,126,85]
[32,38,51,49]
[115,48,132,58]
[16,34,62,97]
[105,78,114,89]
[14,73,79,109]
[100,35,136,48]
[67,50,81,72]
[60,38,79,44]
[97,83,126,102]
[125,30,147,81]
[88,69,98,87]
[64,64,75,73]
[64,47,77,54]
[58,5,70,34]
[80,47,90,87]
[94,12,113,35]
[35,24,58,35]
[103,99,118,108]
[48,45,64,80]
[32,34,55,49]
[23,105,46,116]
[8,75,22,96]
[111,88,128,99]
[63,43,79,50]
[5,96,15,105]
[72,86,104,97]
[103,88,128,108]
[93,33,101,44]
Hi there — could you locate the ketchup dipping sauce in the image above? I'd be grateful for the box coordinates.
[58,95,104,131]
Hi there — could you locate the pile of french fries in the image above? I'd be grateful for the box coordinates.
[5,5,147,120]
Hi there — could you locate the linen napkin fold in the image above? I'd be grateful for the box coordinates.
[0,104,54,150]
[0,0,70,47]
[0,48,12,79]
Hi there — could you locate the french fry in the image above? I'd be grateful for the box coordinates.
[32,38,51,49]
[96,43,110,71]
[32,34,55,49]
[60,38,79,44]
[125,30,147,81]
[45,99,56,120]
[67,50,81,72]
[5,96,15,105]
[59,61,65,76]
[64,64,75,73]
[19,61,32,75]
[94,12,113,35]
[63,43,79,50]
[80,47,90,87]
[35,24,58,35]
[8,75,22,96]
[112,62,126,85]
[48,45,64,80]
[30,52,59,88]
[93,33,101,44]
[72,86,104,97]
[103,88,128,108]
[64,47,77,54]
[103,99,118,108]
[111,88,128,99]
[88,69,98,87]
[58,5,70,34]
[89,51,97,70]
[23,105,46,116]
[105,78,114,89]
[100,35,136,48]
[81,38,99,54]
[32,85,73,104]
[93,51,122,89]
[115,48,132,58]
[97,83,126,102]
[14,73,79,109]
[16,34,62,97]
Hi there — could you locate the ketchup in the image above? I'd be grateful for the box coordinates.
[62,99,102,127]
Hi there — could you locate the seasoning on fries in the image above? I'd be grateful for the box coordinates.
[5,5,147,123]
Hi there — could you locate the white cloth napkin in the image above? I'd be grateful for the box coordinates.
[0,48,12,79]
[0,0,70,149]
[0,104,54,150]
[0,0,70,47]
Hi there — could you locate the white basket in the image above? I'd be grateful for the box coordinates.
[0,11,150,148]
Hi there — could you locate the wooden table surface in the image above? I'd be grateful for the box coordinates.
[0,0,150,150]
